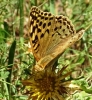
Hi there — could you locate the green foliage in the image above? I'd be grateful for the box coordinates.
[0,0,92,100]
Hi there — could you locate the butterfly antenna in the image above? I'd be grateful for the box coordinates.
[85,22,92,32]
[38,0,48,8]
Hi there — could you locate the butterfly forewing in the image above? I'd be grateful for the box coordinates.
[29,6,56,61]
[29,6,76,62]
[46,15,76,55]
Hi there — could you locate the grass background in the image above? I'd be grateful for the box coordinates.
[0,0,92,100]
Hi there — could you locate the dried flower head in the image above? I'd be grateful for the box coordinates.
[22,66,80,100]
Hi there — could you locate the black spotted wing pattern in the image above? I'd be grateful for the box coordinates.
[29,6,78,62]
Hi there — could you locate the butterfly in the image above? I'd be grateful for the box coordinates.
[29,6,84,71]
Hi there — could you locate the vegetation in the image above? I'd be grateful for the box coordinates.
[0,0,92,100]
